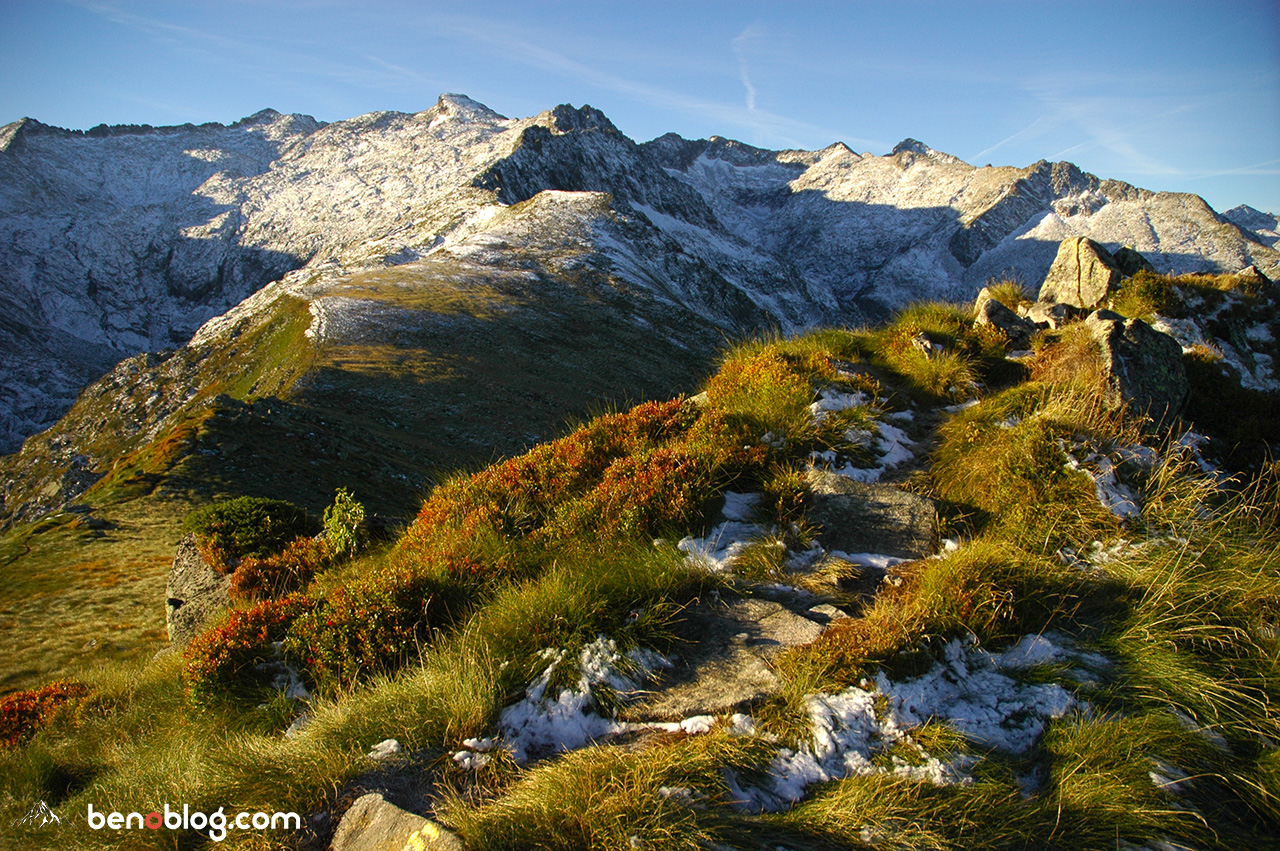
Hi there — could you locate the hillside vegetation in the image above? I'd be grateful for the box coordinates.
[2,275,1279,850]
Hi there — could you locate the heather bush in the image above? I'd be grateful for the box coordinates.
[183,594,312,706]
[0,682,92,749]
[284,565,468,690]
[182,496,317,570]
[229,536,333,602]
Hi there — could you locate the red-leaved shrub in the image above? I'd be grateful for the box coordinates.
[0,681,92,748]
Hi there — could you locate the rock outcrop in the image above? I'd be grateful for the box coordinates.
[1085,311,1189,419]
[1112,246,1157,277]
[805,470,937,559]
[1038,237,1123,309]
[165,535,231,646]
[974,287,1039,348]
[331,793,463,851]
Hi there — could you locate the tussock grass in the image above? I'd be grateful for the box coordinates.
[6,301,1280,850]
[443,732,773,851]
[983,278,1033,311]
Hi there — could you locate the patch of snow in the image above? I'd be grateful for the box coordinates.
[1062,442,1141,519]
[677,521,766,572]
[829,551,909,571]
[942,400,980,413]
[367,738,402,760]
[810,419,915,483]
[736,635,1084,811]
[722,491,762,522]
[497,637,672,763]
[809,388,870,419]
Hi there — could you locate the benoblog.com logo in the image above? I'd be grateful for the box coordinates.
[87,804,301,842]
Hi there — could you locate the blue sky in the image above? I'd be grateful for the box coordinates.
[2,0,1278,214]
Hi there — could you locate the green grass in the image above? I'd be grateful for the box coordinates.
[3,300,1278,850]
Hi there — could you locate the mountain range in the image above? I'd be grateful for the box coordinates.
[1,94,1277,527]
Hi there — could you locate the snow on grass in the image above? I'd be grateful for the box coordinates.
[734,634,1092,811]
[494,637,672,763]
[677,521,766,572]
[1062,440,1142,519]
[805,386,916,482]
[721,491,761,522]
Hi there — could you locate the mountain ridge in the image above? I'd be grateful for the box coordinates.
[2,93,1277,458]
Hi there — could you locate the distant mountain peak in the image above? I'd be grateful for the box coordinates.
[891,137,965,165]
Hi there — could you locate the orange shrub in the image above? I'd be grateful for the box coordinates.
[0,681,91,748]
[183,594,312,705]
[229,536,332,602]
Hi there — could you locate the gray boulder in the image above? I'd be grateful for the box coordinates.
[1039,237,1122,309]
[332,793,463,851]
[1112,246,1156,277]
[1020,301,1079,330]
[1086,312,1189,420]
[165,534,232,646]
[975,287,1039,348]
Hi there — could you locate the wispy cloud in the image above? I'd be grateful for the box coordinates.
[436,16,886,151]
[970,115,1053,163]
[1185,159,1280,179]
[731,25,761,113]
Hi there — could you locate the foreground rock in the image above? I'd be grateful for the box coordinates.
[331,793,463,851]
[1086,311,1189,419]
[624,596,826,721]
[165,535,231,646]
[974,287,1039,348]
[1038,237,1123,309]
[805,470,937,560]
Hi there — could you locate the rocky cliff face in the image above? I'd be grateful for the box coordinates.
[2,94,1277,459]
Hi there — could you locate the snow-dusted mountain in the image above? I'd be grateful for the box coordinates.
[2,94,1277,455]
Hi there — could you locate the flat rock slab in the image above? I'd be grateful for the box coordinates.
[805,469,937,560]
[624,596,825,722]
[332,793,462,851]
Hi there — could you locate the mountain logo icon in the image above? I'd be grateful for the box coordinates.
[15,800,63,827]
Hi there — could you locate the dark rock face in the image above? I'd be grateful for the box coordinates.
[1086,312,1189,420]
[975,288,1039,348]
[1039,237,1123,309]
[165,534,231,646]
[1112,246,1156,277]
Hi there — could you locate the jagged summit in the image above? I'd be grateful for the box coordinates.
[891,137,966,165]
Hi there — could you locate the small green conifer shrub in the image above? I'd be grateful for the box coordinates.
[182,496,317,570]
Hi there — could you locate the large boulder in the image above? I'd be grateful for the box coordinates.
[1112,246,1156,277]
[1039,237,1123,309]
[1086,312,1189,420]
[975,288,1039,348]
[165,534,231,647]
[332,793,463,851]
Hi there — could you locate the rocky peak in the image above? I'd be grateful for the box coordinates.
[547,103,618,135]
[429,93,509,124]
[891,137,965,165]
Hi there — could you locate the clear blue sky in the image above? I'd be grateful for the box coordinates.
[2,0,1278,214]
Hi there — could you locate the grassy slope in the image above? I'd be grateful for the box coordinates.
[0,257,720,695]
[1,276,1278,850]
